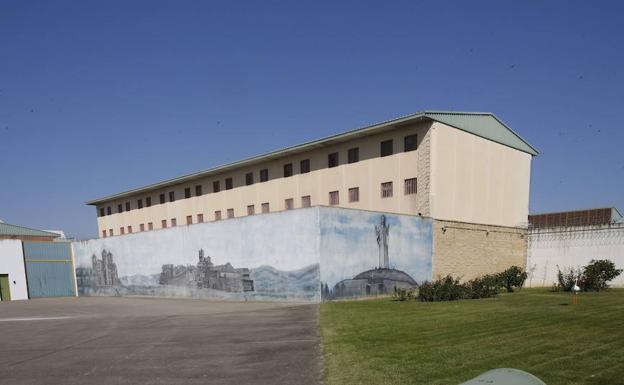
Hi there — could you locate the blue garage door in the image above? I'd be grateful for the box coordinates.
[23,241,76,298]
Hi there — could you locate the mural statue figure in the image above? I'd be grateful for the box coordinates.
[375,215,390,268]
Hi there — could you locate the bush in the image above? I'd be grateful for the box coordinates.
[418,276,468,302]
[556,266,582,292]
[465,274,502,299]
[498,266,528,293]
[392,287,416,301]
[582,259,622,291]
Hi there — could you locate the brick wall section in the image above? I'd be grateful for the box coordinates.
[416,125,432,216]
[432,219,527,281]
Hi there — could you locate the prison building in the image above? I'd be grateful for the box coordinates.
[528,207,623,229]
[87,111,537,280]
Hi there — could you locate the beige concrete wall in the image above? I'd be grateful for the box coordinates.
[429,122,532,228]
[95,122,430,237]
[432,219,527,281]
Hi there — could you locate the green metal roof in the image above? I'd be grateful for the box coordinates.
[0,222,60,238]
[87,111,538,205]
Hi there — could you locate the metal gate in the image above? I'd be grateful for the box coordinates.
[23,241,76,298]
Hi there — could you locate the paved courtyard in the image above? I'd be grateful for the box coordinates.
[0,297,321,385]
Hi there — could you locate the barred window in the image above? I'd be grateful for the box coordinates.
[99,207,105,217]
[127,226,132,233]
[404,134,418,152]
[261,202,270,213]
[381,182,393,198]
[125,202,130,211]
[380,139,393,157]
[137,199,143,209]
[160,194,165,204]
[285,198,294,210]
[185,187,191,199]
[301,195,311,208]
[109,229,113,237]
[225,178,233,190]
[348,187,359,202]
[140,223,145,232]
[107,206,111,215]
[195,185,203,196]
[102,230,106,237]
[186,215,193,225]
[118,204,123,213]
[246,172,254,186]
[169,191,175,202]
[197,214,204,223]
[329,191,339,205]
[348,147,359,163]
[120,227,125,235]
[148,222,153,230]
[146,197,152,207]
[247,205,255,215]
[226,208,234,218]
[405,178,417,195]
[300,159,310,173]
[213,181,221,193]
[215,210,222,221]
[328,152,339,168]
[161,219,167,228]
[171,218,177,227]
[260,168,269,182]
[283,163,293,177]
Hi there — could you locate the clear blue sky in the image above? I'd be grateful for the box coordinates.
[1,1,623,239]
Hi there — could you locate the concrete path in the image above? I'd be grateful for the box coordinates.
[0,297,321,385]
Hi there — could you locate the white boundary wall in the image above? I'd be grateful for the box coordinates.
[0,240,29,300]
[527,225,624,288]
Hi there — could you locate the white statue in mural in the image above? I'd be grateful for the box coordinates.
[375,215,390,268]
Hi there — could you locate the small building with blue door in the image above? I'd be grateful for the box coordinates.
[0,221,77,301]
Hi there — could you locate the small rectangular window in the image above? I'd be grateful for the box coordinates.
[120,227,125,235]
[186,215,192,225]
[225,178,233,190]
[405,178,417,195]
[404,134,418,152]
[348,148,359,164]
[227,208,234,218]
[381,139,393,157]
[261,202,270,213]
[300,159,310,173]
[146,197,152,207]
[107,206,111,215]
[195,185,202,196]
[118,204,123,213]
[247,205,255,215]
[213,181,221,193]
[109,229,113,237]
[301,195,311,208]
[283,163,293,177]
[260,169,269,182]
[215,210,222,221]
[329,191,339,205]
[161,219,167,228]
[197,213,204,223]
[285,198,294,210]
[381,181,393,198]
[127,226,132,234]
[140,223,145,232]
[102,230,106,238]
[125,202,130,211]
[138,199,143,209]
[328,152,339,168]
[246,172,254,186]
[99,207,105,217]
[171,218,177,227]
[169,191,175,202]
[349,187,359,202]
[185,188,191,199]
[160,194,166,204]
[148,222,153,231]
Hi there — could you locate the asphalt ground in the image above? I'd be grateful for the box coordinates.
[0,297,321,385]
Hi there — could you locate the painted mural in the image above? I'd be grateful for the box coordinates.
[73,207,433,302]
[318,207,432,299]
[73,208,322,301]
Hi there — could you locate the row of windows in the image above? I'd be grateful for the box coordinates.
[99,135,418,217]
[101,178,417,237]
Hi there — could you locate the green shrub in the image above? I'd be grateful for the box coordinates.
[581,259,622,291]
[465,274,501,299]
[392,287,416,301]
[556,266,582,292]
[497,265,528,293]
[418,276,468,302]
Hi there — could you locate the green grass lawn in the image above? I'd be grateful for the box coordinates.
[320,289,624,385]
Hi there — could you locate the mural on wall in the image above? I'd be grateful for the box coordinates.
[319,208,432,300]
[73,207,433,302]
[73,209,322,301]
